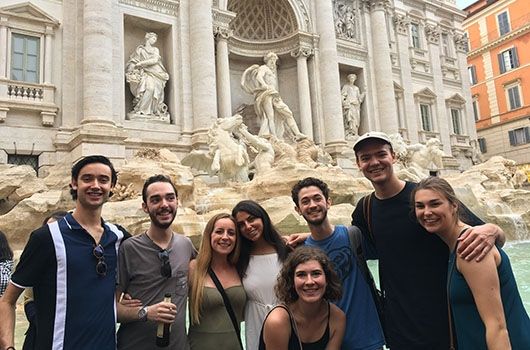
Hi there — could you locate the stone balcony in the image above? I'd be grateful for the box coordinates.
[0,78,58,126]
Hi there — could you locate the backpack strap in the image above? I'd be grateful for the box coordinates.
[362,192,375,246]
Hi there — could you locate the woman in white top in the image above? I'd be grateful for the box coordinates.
[232,200,290,350]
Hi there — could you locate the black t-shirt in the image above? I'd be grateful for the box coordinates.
[352,181,483,350]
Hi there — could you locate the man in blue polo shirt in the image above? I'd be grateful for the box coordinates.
[0,155,129,350]
[291,177,384,350]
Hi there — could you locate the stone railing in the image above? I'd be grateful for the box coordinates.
[0,79,58,126]
[7,83,44,100]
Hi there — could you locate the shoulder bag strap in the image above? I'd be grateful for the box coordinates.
[208,267,244,350]
[362,192,375,245]
[279,304,303,350]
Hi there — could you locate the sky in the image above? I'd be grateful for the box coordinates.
[455,0,477,9]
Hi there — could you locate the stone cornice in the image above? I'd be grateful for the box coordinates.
[467,22,530,58]
[212,8,236,26]
[229,31,317,58]
[118,0,179,16]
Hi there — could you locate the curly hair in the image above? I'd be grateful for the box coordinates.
[291,177,330,207]
[275,246,342,304]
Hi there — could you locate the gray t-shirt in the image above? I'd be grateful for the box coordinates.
[117,232,196,350]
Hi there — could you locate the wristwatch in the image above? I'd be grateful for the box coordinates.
[138,306,148,322]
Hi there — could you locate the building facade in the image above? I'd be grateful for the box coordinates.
[0,0,476,174]
[464,0,530,166]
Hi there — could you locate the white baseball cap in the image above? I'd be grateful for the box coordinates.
[353,131,392,152]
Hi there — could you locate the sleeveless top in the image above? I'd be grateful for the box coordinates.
[258,303,331,350]
[448,230,530,349]
[188,285,247,350]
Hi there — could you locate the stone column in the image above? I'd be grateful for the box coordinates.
[366,0,398,134]
[44,26,54,84]
[215,27,232,119]
[314,0,345,154]
[82,0,114,124]
[0,17,7,78]
[426,24,451,154]
[393,13,419,143]
[190,0,217,146]
[291,47,313,139]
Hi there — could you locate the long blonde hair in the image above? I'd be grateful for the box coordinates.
[190,213,240,324]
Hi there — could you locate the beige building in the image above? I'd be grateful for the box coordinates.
[0,0,477,174]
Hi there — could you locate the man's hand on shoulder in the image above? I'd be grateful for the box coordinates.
[286,232,310,248]
[457,223,505,262]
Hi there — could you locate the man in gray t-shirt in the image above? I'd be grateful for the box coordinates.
[116,175,196,350]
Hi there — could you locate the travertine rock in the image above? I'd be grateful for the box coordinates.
[0,164,48,215]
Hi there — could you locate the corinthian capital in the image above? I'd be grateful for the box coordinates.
[393,14,410,35]
[361,0,392,12]
[425,24,441,45]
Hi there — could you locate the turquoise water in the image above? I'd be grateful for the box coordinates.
[367,240,530,313]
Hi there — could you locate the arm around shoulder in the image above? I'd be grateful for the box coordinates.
[262,307,292,350]
[326,304,346,350]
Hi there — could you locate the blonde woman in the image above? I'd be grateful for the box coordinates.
[188,213,246,349]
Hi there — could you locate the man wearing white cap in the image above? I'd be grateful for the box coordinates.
[351,131,505,350]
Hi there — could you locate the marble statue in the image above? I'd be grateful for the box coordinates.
[241,52,306,141]
[341,74,365,137]
[125,32,170,122]
[334,1,356,40]
[388,134,446,181]
[235,122,275,176]
[181,115,249,182]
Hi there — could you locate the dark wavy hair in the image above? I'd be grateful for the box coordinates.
[275,246,342,304]
[70,155,117,200]
[291,177,330,206]
[231,200,289,277]
[142,174,178,203]
[0,230,13,261]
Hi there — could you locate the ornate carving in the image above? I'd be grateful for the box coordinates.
[118,0,179,16]
[393,14,410,35]
[213,26,233,40]
[425,24,440,45]
[361,0,392,12]
[453,33,468,53]
[290,46,313,59]
[333,0,358,41]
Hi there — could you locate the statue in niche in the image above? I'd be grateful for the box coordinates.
[341,73,365,137]
[125,32,170,122]
[181,114,250,183]
[241,52,306,142]
[334,1,356,40]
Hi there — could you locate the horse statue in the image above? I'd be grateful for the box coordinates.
[182,115,250,182]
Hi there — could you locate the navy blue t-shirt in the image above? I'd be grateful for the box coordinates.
[305,225,384,350]
[11,213,127,349]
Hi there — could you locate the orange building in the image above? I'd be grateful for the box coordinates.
[463,0,530,169]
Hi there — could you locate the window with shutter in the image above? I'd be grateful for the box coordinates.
[478,138,487,153]
[509,128,530,146]
[497,12,510,36]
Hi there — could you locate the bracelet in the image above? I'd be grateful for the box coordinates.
[6,347,16,350]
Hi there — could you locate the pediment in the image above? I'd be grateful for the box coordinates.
[393,81,404,92]
[0,2,59,27]
[446,93,466,105]
[414,87,437,99]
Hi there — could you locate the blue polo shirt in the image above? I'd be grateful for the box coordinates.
[305,225,384,350]
[11,213,127,349]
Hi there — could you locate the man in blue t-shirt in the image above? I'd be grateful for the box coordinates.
[291,177,384,350]
[0,155,129,350]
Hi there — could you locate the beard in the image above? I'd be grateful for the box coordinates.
[148,210,176,229]
[303,209,328,226]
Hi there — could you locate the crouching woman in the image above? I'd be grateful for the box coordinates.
[259,246,345,350]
